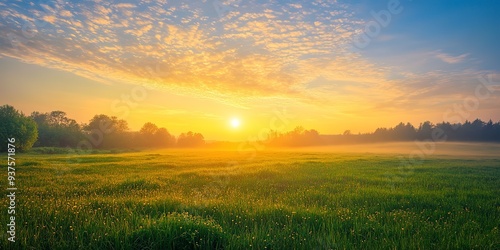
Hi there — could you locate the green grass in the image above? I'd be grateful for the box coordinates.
[2,148,500,249]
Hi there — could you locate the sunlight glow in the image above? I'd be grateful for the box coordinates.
[230,118,241,128]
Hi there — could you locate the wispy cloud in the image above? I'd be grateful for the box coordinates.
[0,0,497,117]
[435,51,469,64]
[0,0,366,101]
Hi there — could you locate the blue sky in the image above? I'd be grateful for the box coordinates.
[352,0,500,71]
[0,0,499,138]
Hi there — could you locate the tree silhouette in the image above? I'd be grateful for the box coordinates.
[85,114,129,134]
[266,119,500,147]
[138,122,175,148]
[177,131,205,147]
[417,121,433,140]
[31,111,83,147]
[84,114,130,148]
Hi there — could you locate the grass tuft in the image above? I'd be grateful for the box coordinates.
[128,212,227,250]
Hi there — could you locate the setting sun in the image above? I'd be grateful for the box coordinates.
[230,118,241,128]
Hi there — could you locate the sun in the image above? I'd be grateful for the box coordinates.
[230,118,241,128]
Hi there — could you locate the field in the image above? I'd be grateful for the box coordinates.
[2,143,500,249]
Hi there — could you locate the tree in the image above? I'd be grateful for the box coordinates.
[177,131,205,147]
[84,114,130,148]
[84,114,129,134]
[392,122,416,140]
[0,105,38,152]
[31,111,83,147]
[267,126,322,146]
[302,129,321,145]
[140,122,159,135]
[138,122,175,147]
[154,128,176,147]
[417,121,433,140]
[373,127,389,141]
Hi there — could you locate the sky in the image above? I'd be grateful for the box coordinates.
[0,0,499,141]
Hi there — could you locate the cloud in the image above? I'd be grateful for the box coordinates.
[435,51,469,64]
[0,1,364,100]
[41,15,57,24]
[125,24,153,36]
[114,3,136,9]
[0,0,497,116]
[59,10,73,17]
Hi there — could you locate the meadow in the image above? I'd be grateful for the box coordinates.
[2,143,499,249]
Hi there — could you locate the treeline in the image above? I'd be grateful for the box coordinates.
[267,120,500,146]
[0,105,205,151]
[33,112,205,149]
[2,104,500,152]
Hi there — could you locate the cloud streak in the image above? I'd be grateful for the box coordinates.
[435,51,469,64]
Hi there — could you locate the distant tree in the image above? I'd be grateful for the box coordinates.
[434,122,453,141]
[31,111,83,147]
[154,127,176,147]
[85,114,129,134]
[470,119,485,140]
[492,121,500,141]
[292,126,305,136]
[177,131,205,147]
[373,127,389,141]
[138,122,158,147]
[0,105,38,152]
[267,126,322,146]
[267,129,280,141]
[483,120,495,141]
[303,129,321,145]
[343,130,352,136]
[138,122,175,147]
[417,121,433,140]
[84,114,130,148]
[392,122,416,140]
[140,122,158,135]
